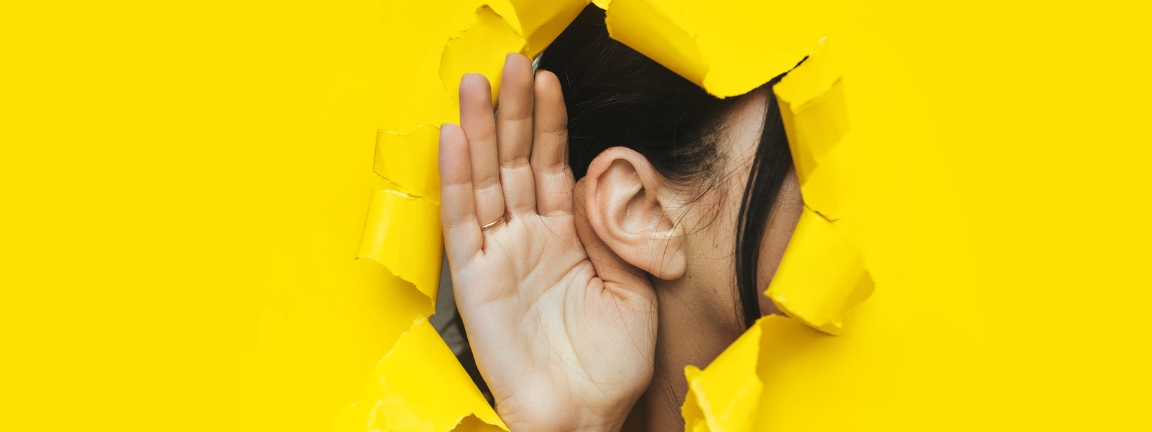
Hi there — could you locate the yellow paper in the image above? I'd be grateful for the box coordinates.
[680,315,829,432]
[604,0,849,98]
[376,125,442,204]
[440,5,528,104]
[331,319,507,432]
[766,207,874,334]
[681,318,765,432]
[357,189,443,307]
[774,41,853,220]
[753,40,872,335]
[503,0,591,58]
[604,0,708,92]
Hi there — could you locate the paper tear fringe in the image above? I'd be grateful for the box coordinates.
[681,315,826,432]
[440,2,589,104]
[330,318,508,432]
[440,5,527,105]
[604,0,850,98]
[504,0,590,58]
[357,189,443,309]
[376,125,442,205]
[767,39,873,335]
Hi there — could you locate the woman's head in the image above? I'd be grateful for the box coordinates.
[537,5,802,426]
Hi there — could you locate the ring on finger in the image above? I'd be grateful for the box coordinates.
[480,217,505,231]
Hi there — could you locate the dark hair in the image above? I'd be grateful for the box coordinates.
[450,3,794,414]
[537,5,793,329]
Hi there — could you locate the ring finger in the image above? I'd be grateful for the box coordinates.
[459,73,506,234]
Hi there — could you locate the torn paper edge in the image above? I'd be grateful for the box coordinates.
[604,0,711,91]
[375,124,441,205]
[357,188,442,309]
[332,317,509,432]
[438,5,529,105]
[765,40,873,335]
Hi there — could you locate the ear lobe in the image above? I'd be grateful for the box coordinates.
[584,147,687,280]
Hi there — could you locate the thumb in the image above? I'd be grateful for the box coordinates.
[573,178,654,298]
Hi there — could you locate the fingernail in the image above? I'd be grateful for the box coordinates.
[460,73,489,87]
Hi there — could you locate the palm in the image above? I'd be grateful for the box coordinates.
[438,55,655,432]
[455,203,652,426]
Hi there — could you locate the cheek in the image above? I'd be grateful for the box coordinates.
[757,169,803,316]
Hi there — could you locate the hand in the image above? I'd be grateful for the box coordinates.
[438,54,657,431]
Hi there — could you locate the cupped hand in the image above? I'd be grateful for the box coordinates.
[438,54,657,432]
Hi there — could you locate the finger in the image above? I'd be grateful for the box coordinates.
[531,70,575,217]
[496,54,537,216]
[459,73,506,232]
[438,123,483,264]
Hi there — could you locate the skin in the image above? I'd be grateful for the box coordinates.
[440,54,803,431]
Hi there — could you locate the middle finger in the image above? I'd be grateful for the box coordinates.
[496,53,537,216]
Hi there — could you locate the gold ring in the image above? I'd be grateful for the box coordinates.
[480,217,505,231]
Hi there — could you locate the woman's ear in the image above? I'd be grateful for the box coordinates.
[583,147,687,280]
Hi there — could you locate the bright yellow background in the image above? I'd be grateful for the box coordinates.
[2,1,1149,431]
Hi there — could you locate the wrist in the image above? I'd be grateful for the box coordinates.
[564,408,630,432]
[496,401,627,432]
[580,422,624,432]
